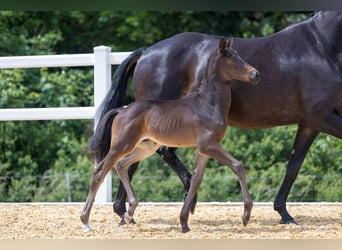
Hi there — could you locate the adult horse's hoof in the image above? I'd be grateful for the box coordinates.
[279,218,298,225]
[181,226,190,233]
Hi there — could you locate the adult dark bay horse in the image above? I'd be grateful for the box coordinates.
[82,38,258,233]
[94,11,342,225]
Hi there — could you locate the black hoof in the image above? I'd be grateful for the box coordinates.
[182,227,190,233]
[119,217,136,226]
[279,218,298,225]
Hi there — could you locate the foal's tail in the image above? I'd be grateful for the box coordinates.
[89,108,121,163]
[91,47,145,163]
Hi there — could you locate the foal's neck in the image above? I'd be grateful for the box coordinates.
[198,58,232,116]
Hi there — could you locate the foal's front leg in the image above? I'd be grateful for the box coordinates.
[115,163,138,225]
[180,152,209,233]
[200,142,253,226]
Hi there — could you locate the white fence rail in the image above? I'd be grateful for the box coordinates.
[0,46,132,203]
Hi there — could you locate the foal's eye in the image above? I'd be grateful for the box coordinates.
[224,49,238,58]
[224,51,233,57]
[224,52,237,62]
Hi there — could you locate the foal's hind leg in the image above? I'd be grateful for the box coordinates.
[115,140,160,225]
[199,142,253,226]
[113,162,139,223]
[80,152,120,232]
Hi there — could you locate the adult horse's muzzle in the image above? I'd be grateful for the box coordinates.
[249,70,260,84]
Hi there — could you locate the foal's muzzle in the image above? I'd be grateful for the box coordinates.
[249,70,260,84]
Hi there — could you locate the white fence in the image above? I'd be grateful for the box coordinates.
[0,46,132,203]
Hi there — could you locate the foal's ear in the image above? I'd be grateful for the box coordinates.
[219,37,233,53]
[226,36,233,48]
[219,38,226,53]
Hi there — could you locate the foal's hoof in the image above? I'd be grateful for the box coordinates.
[242,214,250,226]
[119,217,137,226]
[242,202,253,226]
[82,224,91,233]
[120,212,136,225]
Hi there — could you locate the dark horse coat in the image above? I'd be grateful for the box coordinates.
[94,11,342,224]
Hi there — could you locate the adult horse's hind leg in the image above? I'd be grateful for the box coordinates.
[274,126,318,224]
[157,146,197,213]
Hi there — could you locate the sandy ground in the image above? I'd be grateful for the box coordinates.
[0,202,341,239]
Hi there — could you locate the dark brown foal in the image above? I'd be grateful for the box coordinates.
[81,37,259,233]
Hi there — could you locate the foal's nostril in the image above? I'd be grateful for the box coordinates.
[249,70,260,83]
[255,71,260,81]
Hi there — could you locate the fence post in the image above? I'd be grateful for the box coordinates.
[65,172,72,202]
[93,45,112,203]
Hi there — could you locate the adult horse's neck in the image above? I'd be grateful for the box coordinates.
[312,11,342,53]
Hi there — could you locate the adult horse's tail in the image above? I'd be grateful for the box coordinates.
[90,47,145,162]
[97,47,146,119]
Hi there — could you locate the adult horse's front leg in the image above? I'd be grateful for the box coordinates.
[180,152,208,233]
[157,146,197,213]
[274,126,318,224]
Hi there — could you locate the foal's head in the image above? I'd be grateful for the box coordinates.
[216,37,259,84]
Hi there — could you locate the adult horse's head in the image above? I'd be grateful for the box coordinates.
[216,37,260,84]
